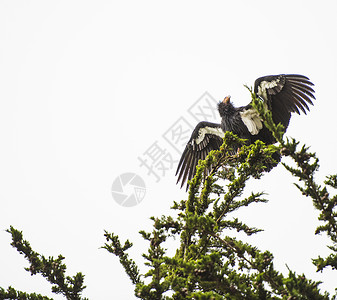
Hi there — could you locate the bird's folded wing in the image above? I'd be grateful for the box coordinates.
[254,74,315,127]
[176,121,224,189]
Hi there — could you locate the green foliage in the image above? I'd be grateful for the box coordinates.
[2,88,337,299]
[102,231,141,285]
[102,89,337,299]
[249,88,337,276]
[0,287,52,300]
[1,226,88,300]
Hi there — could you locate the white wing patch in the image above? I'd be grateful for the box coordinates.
[195,126,224,144]
[257,79,280,100]
[240,108,263,135]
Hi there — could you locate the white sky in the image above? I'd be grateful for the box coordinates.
[1,1,337,299]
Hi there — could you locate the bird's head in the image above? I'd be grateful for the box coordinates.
[223,95,231,104]
[218,95,234,117]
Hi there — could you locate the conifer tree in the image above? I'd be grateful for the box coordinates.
[2,89,337,299]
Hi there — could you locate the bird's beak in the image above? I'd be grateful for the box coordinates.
[223,95,231,104]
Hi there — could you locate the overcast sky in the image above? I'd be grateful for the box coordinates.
[1,1,337,299]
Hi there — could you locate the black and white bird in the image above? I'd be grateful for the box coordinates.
[176,74,315,189]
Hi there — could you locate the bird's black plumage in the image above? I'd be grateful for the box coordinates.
[176,74,315,189]
[176,121,224,187]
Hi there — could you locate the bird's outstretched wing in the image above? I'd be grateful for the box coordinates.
[254,74,315,128]
[176,121,224,190]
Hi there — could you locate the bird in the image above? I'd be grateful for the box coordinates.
[176,74,315,189]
